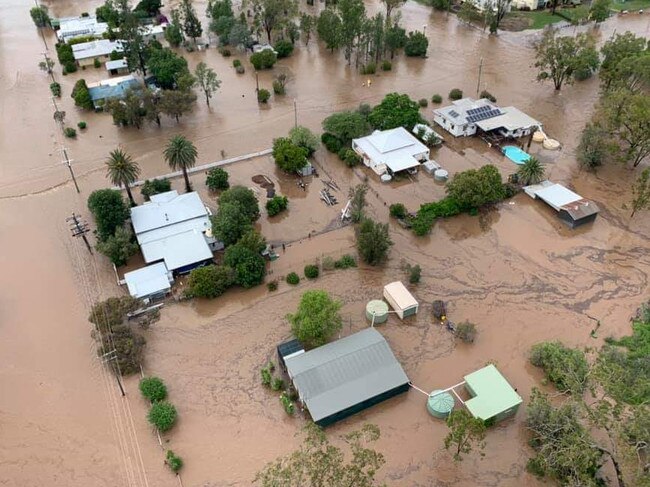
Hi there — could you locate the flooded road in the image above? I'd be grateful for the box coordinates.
[1,0,649,485]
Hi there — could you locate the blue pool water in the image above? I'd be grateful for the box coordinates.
[502,145,531,165]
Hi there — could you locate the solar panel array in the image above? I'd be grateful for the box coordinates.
[449,109,460,118]
[466,106,502,123]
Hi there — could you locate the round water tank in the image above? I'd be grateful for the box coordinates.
[434,169,449,182]
[543,138,560,150]
[380,174,392,183]
[366,300,389,324]
[427,390,455,419]
[532,131,545,143]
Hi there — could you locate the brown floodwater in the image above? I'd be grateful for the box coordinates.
[1,0,649,485]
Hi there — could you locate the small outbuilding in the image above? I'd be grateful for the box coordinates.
[524,180,599,228]
[105,58,129,76]
[276,338,305,372]
[463,365,522,423]
[123,262,173,301]
[285,328,410,427]
[383,281,419,319]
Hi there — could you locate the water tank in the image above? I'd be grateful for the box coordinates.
[365,300,389,324]
[434,169,449,182]
[543,138,560,150]
[427,390,455,418]
[380,174,392,183]
[532,131,545,143]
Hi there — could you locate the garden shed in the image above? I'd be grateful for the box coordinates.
[276,338,304,372]
[463,364,522,423]
[383,281,419,319]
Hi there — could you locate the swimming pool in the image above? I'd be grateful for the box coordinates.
[502,145,531,165]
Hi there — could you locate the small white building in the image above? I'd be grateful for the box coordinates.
[56,16,109,43]
[142,23,168,42]
[72,39,123,66]
[433,98,541,138]
[523,180,599,228]
[352,127,430,176]
[383,281,419,320]
[123,262,173,301]
[105,58,129,75]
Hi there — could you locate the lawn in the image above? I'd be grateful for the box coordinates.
[610,0,650,10]
[505,6,591,30]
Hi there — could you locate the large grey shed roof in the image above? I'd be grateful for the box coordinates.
[285,328,409,424]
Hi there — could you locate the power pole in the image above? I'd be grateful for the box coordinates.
[101,350,126,396]
[43,52,55,83]
[255,72,259,93]
[61,147,81,193]
[476,57,483,98]
[67,212,93,253]
[293,99,298,128]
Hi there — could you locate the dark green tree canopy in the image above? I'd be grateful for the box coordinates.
[87,189,130,241]
[445,165,505,210]
[356,218,393,266]
[187,264,235,298]
[272,137,308,173]
[148,46,190,90]
[404,31,428,57]
[223,242,266,288]
[72,80,94,110]
[219,186,260,222]
[322,111,371,145]
[368,93,424,131]
[211,202,253,246]
[287,290,343,348]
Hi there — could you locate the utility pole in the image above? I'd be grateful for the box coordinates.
[67,212,92,253]
[43,52,55,83]
[293,99,298,128]
[255,72,259,93]
[34,0,49,51]
[476,58,483,98]
[61,147,81,193]
[101,350,126,396]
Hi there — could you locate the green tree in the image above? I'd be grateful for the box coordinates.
[245,0,298,43]
[443,409,486,461]
[165,450,183,473]
[159,89,197,123]
[458,0,477,24]
[207,0,235,19]
[181,0,203,43]
[71,80,94,110]
[105,147,140,206]
[484,0,511,34]
[134,0,162,16]
[228,21,253,48]
[272,138,308,173]
[250,49,277,70]
[141,178,171,201]
[105,88,146,128]
[121,14,150,75]
[96,0,122,27]
[368,92,424,130]
[322,111,371,145]
[194,62,221,107]
[148,47,190,90]
[446,165,505,210]
[356,218,392,266]
[165,9,184,47]
[384,23,406,59]
[38,58,55,78]
[211,202,253,246]
[530,341,589,395]
[164,135,198,193]
[287,290,342,347]
[206,167,229,191]
[348,183,368,223]
[382,0,405,19]
[289,126,319,156]
[255,423,385,486]
[148,401,177,432]
[577,123,611,171]
[630,168,650,218]
[30,5,50,27]
[317,9,342,52]
[600,33,648,92]
[223,241,266,288]
[187,264,235,298]
[300,14,314,45]
[517,157,545,185]
[266,195,288,216]
[534,29,600,91]
[236,230,267,253]
[404,31,428,57]
[219,186,260,221]
[88,189,130,241]
[589,0,611,24]
[602,89,650,167]
[96,226,139,266]
[139,377,167,402]
[337,0,365,64]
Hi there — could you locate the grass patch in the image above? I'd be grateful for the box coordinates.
[610,0,650,9]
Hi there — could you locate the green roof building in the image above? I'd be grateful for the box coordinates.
[463,365,522,423]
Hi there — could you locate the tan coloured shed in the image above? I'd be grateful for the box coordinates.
[383,281,419,319]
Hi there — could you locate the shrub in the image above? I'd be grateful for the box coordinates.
[321,133,343,153]
[267,279,278,291]
[340,148,361,167]
[286,272,300,285]
[235,65,245,74]
[96,226,139,266]
[261,363,273,386]
[64,61,78,74]
[289,126,319,156]
[407,264,421,284]
[250,50,277,70]
[77,121,87,129]
[271,377,285,391]
[266,195,289,216]
[334,254,357,269]
[257,88,271,103]
[446,165,505,211]
[233,59,242,68]
[206,167,230,191]
[272,80,285,95]
[88,189,130,241]
[186,265,235,299]
[223,239,266,288]
[64,127,77,138]
[455,321,477,343]
[220,47,231,57]
[72,79,94,110]
[93,58,101,68]
[418,98,428,107]
[361,62,376,74]
[404,31,428,57]
[304,264,319,279]
[139,377,168,403]
[50,82,61,97]
[411,197,462,236]
[165,450,183,473]
[449,88,463,100]
[530,341,589,394]
[147,401,177,432]
[322,256,335,270]
[110,50,124,61]
[274,39,294,58]
[389,203,407,219]
[357,218,392,266]
[431,94,442,103]
[381,60,392,71]
[140,178,171,201]
[479,90,496,102]
[280,392,295,415]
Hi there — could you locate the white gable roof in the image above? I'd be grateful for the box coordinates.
[368,127,415,154]
[131,191,208,235]
[124,262,172,299]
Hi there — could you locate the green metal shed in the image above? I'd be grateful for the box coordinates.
[463,365,522,423]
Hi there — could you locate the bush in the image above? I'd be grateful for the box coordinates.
[235,65,245,74]
[64,127,77,138]
[334,254,357,269]
[289,126,319,157]
[233,59,242,68]
[446,165,505,211]
[407,264,421,284]
[280,392,295,415]
[110,50,124,61]
[321,133,343,153]
[357,218,393,266]
[139,377,168,403]
[220,47,231,57]
[404,31,428,57]
[272,80,285,95]
[304,264,319,279]
[274,39,294,58]
[431,94,442,104]
[479,90,496,102]
[340,148,361,167]
[250,50,277,70]
[381,60,392,71]
[449,88,463,100]
[257,88,271,103]
[140,178,171,201]
[411,197,462,236]
[72,79,94,110]
[266,195,288,216]
[271,377,285,391]
[261,363,273,386]
[389,203,408,219]
[165,450,183,473]
[530,341,589,394]
[455,321,477,343]
[64,61,78,74]
[287,290,342,347]
[418,98,428,107]
[286,272,300,285]
[93,58,101,68]
[223,239,266,288]
[267,279,278,291]
[147,401,177,432]
[77,121,87,129]
[96,226,139,266]
[186,265,235,299]
[206,167,230,191]
[50,82,61,97]
[361,62,376,74]
[322,256,335,270]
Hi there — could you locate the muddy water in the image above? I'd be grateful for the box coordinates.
[1,0,649,485]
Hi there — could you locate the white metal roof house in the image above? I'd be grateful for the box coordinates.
[123,262,173,301]
[433,98,541,138]
[56,16,109,43]
[383,281,419,319]
[72,39,124,66]
[352,127,430,176]
[130,191,222,274]
[105,58,129,75]
[523,180,599,228]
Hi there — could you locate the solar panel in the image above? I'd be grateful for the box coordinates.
[449,110,460,118]
[466,108,502,124]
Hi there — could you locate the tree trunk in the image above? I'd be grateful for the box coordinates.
[182,168,192,193]
[125,184,136,206]
[205,91,210,106]
[593,446,626,487]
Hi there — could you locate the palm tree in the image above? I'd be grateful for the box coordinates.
[164,135,197,193]
[517,156,546,185]
[106,147,140,206]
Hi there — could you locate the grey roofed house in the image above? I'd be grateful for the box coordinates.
[130,191,221,273]
[523,180,599,228]
[72,39,123,62]
[123,262,173,300]
[285,328,410,427]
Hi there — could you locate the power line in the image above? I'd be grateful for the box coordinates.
[61,147,81,194]
[67,212,93,254]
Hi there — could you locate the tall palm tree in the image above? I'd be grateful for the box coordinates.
[517,156,546,185]
[106,147,140,206]
[164,135,197,193]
